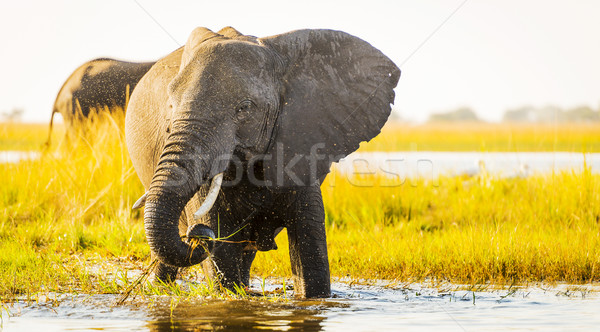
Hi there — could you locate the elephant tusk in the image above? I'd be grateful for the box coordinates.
[132,192,147,210]
[193,173,224,220]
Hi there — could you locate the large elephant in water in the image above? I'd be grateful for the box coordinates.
[46,58,155,146]
[125,27,400,298]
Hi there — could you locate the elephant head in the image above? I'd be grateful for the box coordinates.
[128,27,400,269]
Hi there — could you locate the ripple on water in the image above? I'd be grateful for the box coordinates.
[3,282,600,331]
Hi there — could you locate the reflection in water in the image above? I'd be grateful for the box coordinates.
[3,282,600,331]
[145,300,329,331]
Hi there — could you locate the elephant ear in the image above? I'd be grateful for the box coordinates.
[259,29,400,187]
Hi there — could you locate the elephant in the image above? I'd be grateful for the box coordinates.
[45,58,155,146]
[125,26,400,298]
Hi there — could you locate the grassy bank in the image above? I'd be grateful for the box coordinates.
[1,114,147,299]
[5,121,600,153]
[0,122,64,151]
[254,169,600,283]
[1,118,599,301]
[358,122,600,152]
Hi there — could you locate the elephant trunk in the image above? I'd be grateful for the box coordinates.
[143,125,233,267]
[144,177,207,267]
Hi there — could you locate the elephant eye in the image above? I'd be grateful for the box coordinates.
[236,100,255,114]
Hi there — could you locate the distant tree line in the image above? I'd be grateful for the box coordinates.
[426,104,600,123]
[501,105,599,123]
[0,108,24,122]
[428,107,480,122]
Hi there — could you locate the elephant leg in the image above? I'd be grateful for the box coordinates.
[241,212,285,288]
[284,186,331,298]
[240,249,257,287]
[207,242,245,291]
[153,261,179,283]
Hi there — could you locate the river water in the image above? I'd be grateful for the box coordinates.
[0,151,40,163]
[4,150,599,179]
[335,151,600,179]
[3,281,600,331]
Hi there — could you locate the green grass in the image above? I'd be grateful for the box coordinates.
[1,116,600,302]
[254,169,600,284]
[1,113,149,300]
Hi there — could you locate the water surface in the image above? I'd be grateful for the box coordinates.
[337,151,600,179]
[0,151,40,163]
[3,282,599,331]
[3,150,599,180]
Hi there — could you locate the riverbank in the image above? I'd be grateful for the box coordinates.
[359,122,600,152]
[1,118,599,301]
[4,121,600,152]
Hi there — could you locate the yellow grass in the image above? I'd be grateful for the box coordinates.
[0,122,64,151]
[1,112,148,298]
[1,116,599,301]
[358,122,600,152]
[253,169,600,283]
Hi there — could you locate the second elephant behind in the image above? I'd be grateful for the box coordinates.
[46,58,155,146]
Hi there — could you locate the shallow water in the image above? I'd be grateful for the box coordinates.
[3,282,600,331]
[0,151,40,163]
[5,150,598,181]
[336,151,600,179]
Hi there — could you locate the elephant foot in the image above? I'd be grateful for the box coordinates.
[153,262,179,284]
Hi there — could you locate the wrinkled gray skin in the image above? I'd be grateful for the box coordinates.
[46,58,155,146]
[125,27,400,298]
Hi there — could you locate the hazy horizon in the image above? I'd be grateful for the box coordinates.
[1,0,599,123]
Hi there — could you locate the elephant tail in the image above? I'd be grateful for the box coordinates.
[43,107,58,150]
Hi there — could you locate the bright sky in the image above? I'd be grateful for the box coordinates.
[1,0,599,123]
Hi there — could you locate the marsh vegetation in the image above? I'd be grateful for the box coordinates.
[1,115,599,303]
